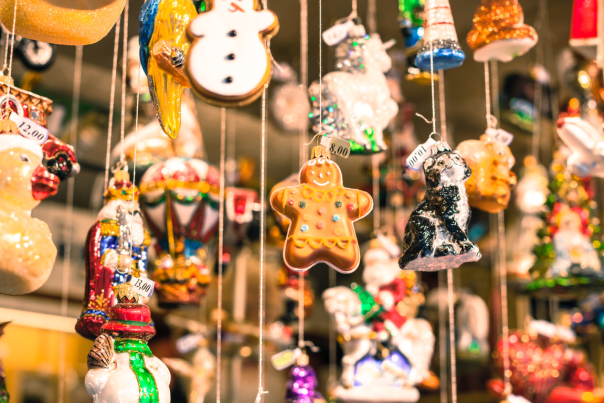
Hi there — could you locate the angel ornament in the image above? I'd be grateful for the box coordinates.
[399,142,480,271]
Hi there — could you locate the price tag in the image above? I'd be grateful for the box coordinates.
[176,333,203,354]
[322,19,355,46]
[271,348,301,371]
[9,112,49,144]
[321,136,351,158]
[486,128,514,146]
[406,137,436,172]
[130,276,155,297]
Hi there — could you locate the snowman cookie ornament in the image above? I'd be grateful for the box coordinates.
[270,145,373,273]
[185,0,279,107]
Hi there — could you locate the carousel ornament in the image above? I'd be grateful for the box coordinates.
[556,116,604,178]
[456,133,517,213]
[466,0,538,63]
[185,0,279,107]
[139,157,220,306]
[0,0,128,46]
[309,23,398,154]
[414,0,465,71]
[399,141,480,271]
[85,283,171,403]
[139,0,197,139]
[76,169,151,340]
[270,145,373,273]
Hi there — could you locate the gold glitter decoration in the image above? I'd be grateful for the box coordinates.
[0,0,128,46]
[466,0,537,51]
[113,282,139,303]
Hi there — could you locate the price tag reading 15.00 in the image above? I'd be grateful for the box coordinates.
[130,276,155,297]
[9,112,49,145]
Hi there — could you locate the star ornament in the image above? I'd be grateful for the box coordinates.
[270,146,373,273]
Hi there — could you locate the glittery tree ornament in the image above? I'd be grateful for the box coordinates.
[85,283,172,403]
[466,0,538,63]
[414,0,465,71]
[308,24,398,154]
[285,356,326,403]
[0,0,128,46]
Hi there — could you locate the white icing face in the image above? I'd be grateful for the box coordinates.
[186,0,277,98]
[301,157,341,188]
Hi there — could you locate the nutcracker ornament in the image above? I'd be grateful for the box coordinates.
[0,0,128,45]
[309,23,398,154]
[85,283,171,403]
[399,141,480,271]
[139,157,220,306]
[139,0,197,138]
[466,0,538,63]
[414,0,465,71]
[185,0,279,107]
[76,169,151,340]
[456,133,517,213]
[270,145,373,273]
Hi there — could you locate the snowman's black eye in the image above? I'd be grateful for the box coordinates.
[223,76,234,84]
[225,53,235,60]
[227,30,237,37]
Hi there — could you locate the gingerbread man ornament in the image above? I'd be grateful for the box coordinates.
[271,146,373,273]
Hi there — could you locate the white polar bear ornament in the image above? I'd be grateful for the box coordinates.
[186,0,279,107]
[556,116,604,178]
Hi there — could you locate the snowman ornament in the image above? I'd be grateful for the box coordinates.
[185,0,279,107]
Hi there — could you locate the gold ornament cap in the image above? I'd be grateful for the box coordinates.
[105,169,140,203]
[311,145,331,160]
[113,283,139,304]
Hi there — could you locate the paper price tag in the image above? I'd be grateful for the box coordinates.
[406,137,436,172]
[322,19,355,46]
[10,112,49,144]
[176,333,203,354]
[130,276,155,297]
[271,348,301,371]
[321,136,351,158]
[486,128,514,146]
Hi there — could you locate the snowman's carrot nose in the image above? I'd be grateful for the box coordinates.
[229,2,244,12]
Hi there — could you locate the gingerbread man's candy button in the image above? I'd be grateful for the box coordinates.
[303,214,311,221]
[333,214,340,222]
[335,201,342,208]
[318,207,326,215]
[301,225,309,232]
[347,203,355,211]
[317,221,325,229]
[287,199,295,206]
[299,201,306,208]
[334,228,342,236]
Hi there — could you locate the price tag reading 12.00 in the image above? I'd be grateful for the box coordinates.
[321,135,351,158]
[130,276,155,297]
[9,112,49,145]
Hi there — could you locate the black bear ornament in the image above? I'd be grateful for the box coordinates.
[399,141,481,271]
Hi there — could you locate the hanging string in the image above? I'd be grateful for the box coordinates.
[299,0,308,168]
[437,68,448,403]
[328,268,337,388]
[490,60,499,123]
[2,0,17,119]
[372,155,380,231]
[104,17,122,190]
[447,269,457,403]
[416,40,437,136]
[367,0,376,34]
[317,0,322,144]
[498,210,511,395]
[57,45,83,403]
[129,64,141,263]
[216,108,226,403]
[531,1,545,161]
[120,1,130,164]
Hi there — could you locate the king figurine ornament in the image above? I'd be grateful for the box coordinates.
[270,146,373,273]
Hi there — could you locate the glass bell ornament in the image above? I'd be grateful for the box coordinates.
[139,0,197,139]
[85,283,171,403]
[76,169,151,340]
[139,157,220,307]
[456,133,517,213]
[0,0,128,46]
[466,0,538,63]
[414,0,465,71]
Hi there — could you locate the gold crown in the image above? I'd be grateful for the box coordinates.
[311,145,331,160]
[113,283,139,303]
[105,170,140,203]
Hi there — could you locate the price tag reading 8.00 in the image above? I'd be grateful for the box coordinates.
[321,136,351,158]
[9,112,49,145]
[130,276,155,297]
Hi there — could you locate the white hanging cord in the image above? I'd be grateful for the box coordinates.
[367,0,376,34]
[498,210,511,396]
[299,0,308,168]
[129,67,141,263]
[2,0,17,119]
[104,18,122,191]
[120,1,129,164]
[328,268,337,387]
[447,269,457,403]
[438,70,447,142]
[490,60,500,124]
[532,4,545,161]
[298,272,305,349]
[217,107,226,403]
[416,41,437,136]
[372,155,380,232]
[484,62,497,129]
[57,44,83,403]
